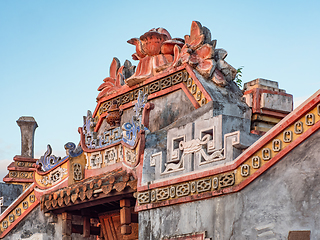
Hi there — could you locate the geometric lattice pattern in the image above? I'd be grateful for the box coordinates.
[98,70,208,117]
[137,173,235,205]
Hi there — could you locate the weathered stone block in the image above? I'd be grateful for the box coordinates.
[260,92,293,113]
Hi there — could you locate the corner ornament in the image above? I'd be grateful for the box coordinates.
[97,58,135,100]
[36,145,63,172]
[170,21,237,86]
[64,142,83,158]
[122,91,150,146]
[37,143,81,172]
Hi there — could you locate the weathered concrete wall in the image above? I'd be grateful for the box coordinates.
[119,89,196,133]
[194,71,251,120]
[0,183,23,212]
[141,100,259,184]
[139,129,320,240]
[97,89,196,137]
[3,206,96,240]
[3,206,61,240]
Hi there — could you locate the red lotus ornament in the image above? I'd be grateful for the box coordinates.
[126,28,184,86]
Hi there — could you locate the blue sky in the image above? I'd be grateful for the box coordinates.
[0,0,319,181]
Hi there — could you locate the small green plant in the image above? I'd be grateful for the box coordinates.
[235,66,244,88]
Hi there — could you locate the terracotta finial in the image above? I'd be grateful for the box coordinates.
[106,100,123,128]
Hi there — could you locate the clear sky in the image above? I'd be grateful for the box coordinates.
[0,0,319,181]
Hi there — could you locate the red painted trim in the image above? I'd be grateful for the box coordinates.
[250,130,266,136]
[93,81,201,133]
[92,64,212,123]
[34,178,69,197]
[13,156,38,162]
[243,88,292,97]
[3,177,33,183]
[252,88,261,113]
[93,65,188,117]
[0,184,35,222]
[259,109,287,118]
[0,201,39,239]
[185,64,212,102]
[244,88,293,115]
[7,164,36,172]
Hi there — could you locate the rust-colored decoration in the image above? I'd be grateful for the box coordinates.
[99,211,138,240]
[40,168,137,212]
[125,21,236,87]
[162,231,209,240]
[106,100,123,128]
[126,28,184,86]
[97,57,135,100]
[3,156,37,191]
[170,21,236,86]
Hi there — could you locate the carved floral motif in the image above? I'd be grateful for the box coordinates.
[124,21,236,87]
[97,58,135,100]
[39,167,68,186]
[125,28,184,86]
[170,21,237,86]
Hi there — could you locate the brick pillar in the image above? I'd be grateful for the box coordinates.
[243,78,293,134]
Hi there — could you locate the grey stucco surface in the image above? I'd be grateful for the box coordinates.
[3,206,96,240]
[141,101,259,184]
[3,206,60,240]
[119,89,195,134]
[193,70,251,120]
[139,129,320,240]
[0,183,23,211]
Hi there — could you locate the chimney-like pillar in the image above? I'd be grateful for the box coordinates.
[243,78,293,134]
[16,116,38,158]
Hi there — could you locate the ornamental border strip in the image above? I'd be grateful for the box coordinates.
[0,185,39,239]
[136,100,320,210]
[96,69,208,121]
